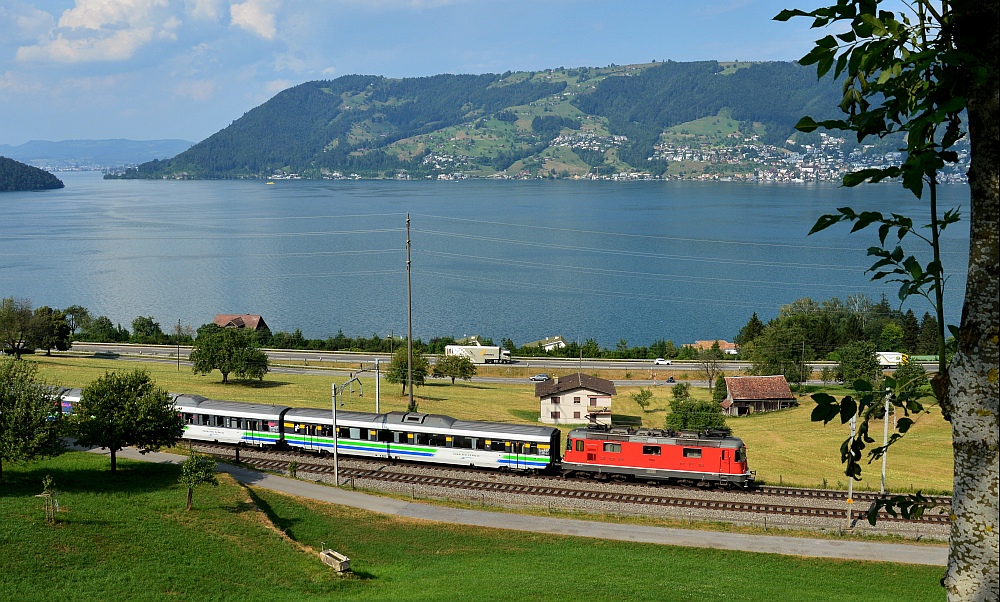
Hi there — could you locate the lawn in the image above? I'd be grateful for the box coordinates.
[1,453,946,602]
[29,354,954,494]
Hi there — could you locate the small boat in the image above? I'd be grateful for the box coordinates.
[266,181,275,185]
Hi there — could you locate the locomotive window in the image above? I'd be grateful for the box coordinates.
[642,445,661,456]
[683,448,702,458]
[576,440,585,452]
[603,443,622,453]
[735,448,745,462]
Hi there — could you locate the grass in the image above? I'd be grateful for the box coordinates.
[1,453,946,602]
[29,354,955,494]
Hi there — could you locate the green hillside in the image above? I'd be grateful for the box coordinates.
[112,61,843,180]
[0,156,64,192]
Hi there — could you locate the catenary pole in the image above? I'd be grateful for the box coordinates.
[407,214,414,412]
[332,383,339,485]
[881,388,890,494]
[375,358,380,414]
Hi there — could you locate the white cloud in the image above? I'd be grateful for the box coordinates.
[0,70,43,94]
[230,0,277,40]
[321,66,336,76]
[0,3,56,44]
[186,0,225,21]
[16,28,155,63]
[175,79,215,100]
[15,0,181,63]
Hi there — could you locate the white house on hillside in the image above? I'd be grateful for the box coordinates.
[536,373,616,425]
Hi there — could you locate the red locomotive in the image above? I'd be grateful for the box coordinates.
[561,425,754,487]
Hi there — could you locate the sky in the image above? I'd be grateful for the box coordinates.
[0,0,834,146]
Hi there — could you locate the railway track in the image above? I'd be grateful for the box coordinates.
[192,443,950,526]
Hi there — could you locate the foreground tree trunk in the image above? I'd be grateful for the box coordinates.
[186,487,193,511]
[945,3,999,599]
[110,448,117,474]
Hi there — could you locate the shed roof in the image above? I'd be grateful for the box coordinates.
[724,375,794,401]
[535,372,616,398]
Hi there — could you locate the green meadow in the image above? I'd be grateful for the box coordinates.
[1,453,945,602]
[31,353,953,493]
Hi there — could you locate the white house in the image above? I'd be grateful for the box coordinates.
[536,373,616,426]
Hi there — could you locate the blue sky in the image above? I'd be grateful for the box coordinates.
[1,1,832,145]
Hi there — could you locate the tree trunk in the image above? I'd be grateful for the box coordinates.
[110,448,117,473]
[945,3,999,599]
[221,371,229,383]
[186,487,193,511]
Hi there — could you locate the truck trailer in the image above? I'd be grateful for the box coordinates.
[444,344,512,364]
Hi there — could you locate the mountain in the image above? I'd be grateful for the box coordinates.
[0,156,64,192]
[113,61,844,180]
[0,139,194,171]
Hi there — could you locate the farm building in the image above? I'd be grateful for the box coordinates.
[213,314,270,332]
[721,375,797,416]
[536,373,616,426]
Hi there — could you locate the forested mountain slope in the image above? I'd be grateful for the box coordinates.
[114,61,845,180]
[0,156,64,192]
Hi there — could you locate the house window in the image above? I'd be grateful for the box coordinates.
[603,442,622,453]
[550,411,560,419]
[574,397,581,404]
[551,396,560,404]
[573,412,581,419]
[683,448,702,458]
[589,397,598,407]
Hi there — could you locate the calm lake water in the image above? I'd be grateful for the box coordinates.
[1,171,970,347]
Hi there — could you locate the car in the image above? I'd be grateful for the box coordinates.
[653,358,672,365]
[529,373,551,382]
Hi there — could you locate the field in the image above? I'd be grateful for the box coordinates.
[0,453,946,602]
[30,353,954,493]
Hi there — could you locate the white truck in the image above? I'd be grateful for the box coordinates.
[444,343,512,364]
[877,351,908,367]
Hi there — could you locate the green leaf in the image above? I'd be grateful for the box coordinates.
[795,116,820,133]
[840,396,857,423]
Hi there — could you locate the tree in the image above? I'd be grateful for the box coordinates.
[74,369,183,473]
[131,316,165,344]
[735,312,765,346]
[0,359,64,482]
[31,307,70,356]
[778,2,998,596]
[698,344,725,396]
[431,355,476,384]
[179,454,218,511]
[189,324,269,383]
[671,382,691,401]
[893,358,930,398]
[879,322,905,351]
[385,347,429,395]
[630,387,653,412]
[747,322,809,384]
[835,341,881,386]
[712,374,728,403]
[0,297,34,359]
[63,305,91,334]
[665,398,728,432]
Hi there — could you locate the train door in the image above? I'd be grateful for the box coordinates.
[505,441,521,469]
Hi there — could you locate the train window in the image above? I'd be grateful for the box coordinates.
[735,448,746,462]
[576,440,585,452]
[490,440,505,452]
[683,448,702,459]
[453,436,472,449]
[199,414,209,426]
[349,428,361,440]
[603,442,622,453]
[474,439,486,450]
[183,413,193,424]
[337,427,350,439]
[224,417,232,429]
[527,443,538,455]
[428,434,448,447]
[415,433,428,445]
[642,445,661,456]
[268,421,279,433]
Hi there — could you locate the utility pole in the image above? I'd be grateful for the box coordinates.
[847,413,856,530]
[177,319,181,371]
[406,214,414,412]
[881,387,891,494]
[375,358,380,414]
[800,341,806,394]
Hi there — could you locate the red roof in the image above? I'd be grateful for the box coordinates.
[213,314,269,331]
[724,376,794,401]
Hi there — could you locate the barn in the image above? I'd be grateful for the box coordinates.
[721,375,797,416]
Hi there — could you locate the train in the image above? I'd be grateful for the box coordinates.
[59,389,754,486]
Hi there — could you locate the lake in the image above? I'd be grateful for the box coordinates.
[1,172,970,348]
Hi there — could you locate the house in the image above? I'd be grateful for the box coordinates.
[523,335,567,352]
[721,375,797,416]
[536,373,616,425]
[213,314,270,332]
[692,340,739,355]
